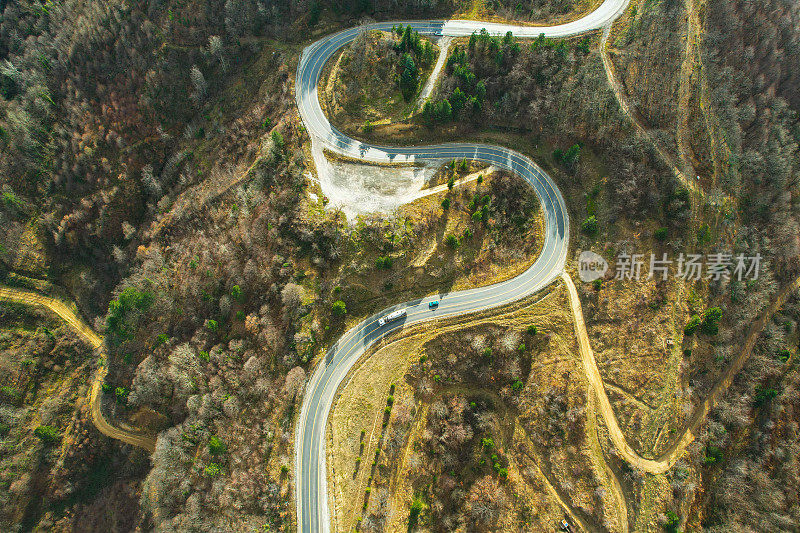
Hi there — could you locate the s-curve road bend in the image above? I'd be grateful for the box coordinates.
[295,1,629,531]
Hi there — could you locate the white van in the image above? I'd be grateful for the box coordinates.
[378,309,406,326]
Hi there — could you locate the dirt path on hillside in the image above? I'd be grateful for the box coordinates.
[563,272,800,475]
[0,285,156,453]
[677,0,731,194]
[149,156,261,239]
[676,0,700,179]
[585,392,629,533]
[414,36,452,113]
[651,275,800,465]
[599,27,696,196]
[690,0,731,191]
[562,273,670,473]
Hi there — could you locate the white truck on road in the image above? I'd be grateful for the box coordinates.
[378,309,406,326]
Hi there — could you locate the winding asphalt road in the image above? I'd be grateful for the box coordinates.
[295,2,629,531]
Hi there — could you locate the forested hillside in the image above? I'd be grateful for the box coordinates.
[693,0,800,529]
[1,0,799,531]
[326,2,800,530]
[0,1,549,529]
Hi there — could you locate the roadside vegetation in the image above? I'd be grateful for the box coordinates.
[1,0,549,525]
[1,0,798,530]
[326,1,800,531]
[324,26,439,136]
[331,287,624,532]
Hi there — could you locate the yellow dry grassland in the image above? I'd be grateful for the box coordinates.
[453,0,604,27]
[329,284,625,532]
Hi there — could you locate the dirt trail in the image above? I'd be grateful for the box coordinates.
[563,272,800,475]
[600,27,696,195]
[414,36,452,113]
[675,0,700,179]
[603,382,655,411]
[585,393,629,533]
[0,285,156,453]
[415,165,498,199]
[677,0,730,193]
[444,385,601,533]
[652,275,800,464]
[519,444,595,533]
[329,292,604,532]
[149,157,260,238]
[562,273,670,473]
[602,9,734,212]
[691,0,731,190]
